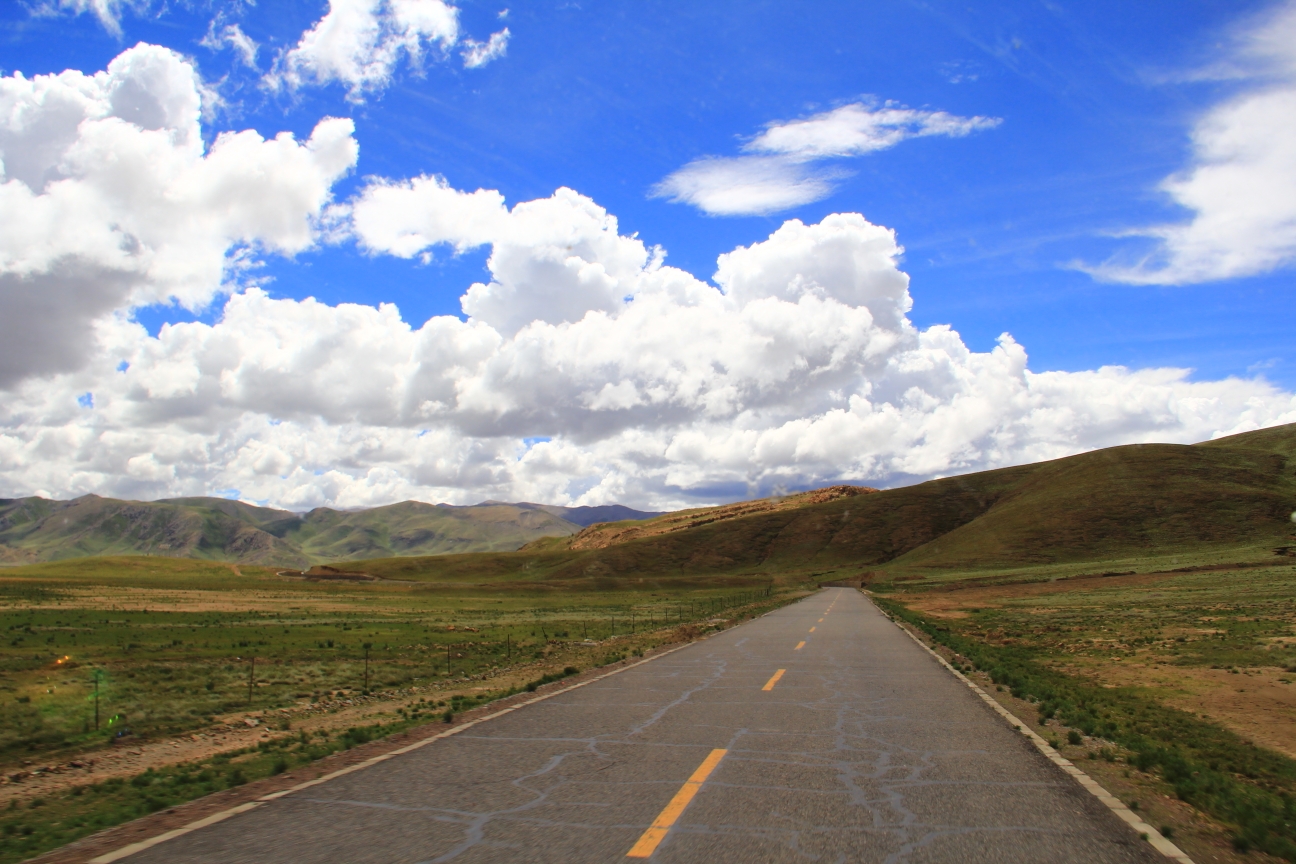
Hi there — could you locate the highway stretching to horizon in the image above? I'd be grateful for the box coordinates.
[113,589,1163,863]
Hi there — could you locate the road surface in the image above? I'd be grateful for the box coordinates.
[121,588,1161,863]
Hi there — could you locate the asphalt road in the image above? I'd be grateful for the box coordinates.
[122,588,1162,863]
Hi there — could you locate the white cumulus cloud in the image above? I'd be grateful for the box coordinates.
[0,47,1292,511]
[654,101,1000,217]
[0,44,359,388]
[4,169,1294,510]
[1088,1,1296,284]
[265,0,461,100]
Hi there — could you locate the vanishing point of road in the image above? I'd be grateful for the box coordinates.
[117,589,1163,863]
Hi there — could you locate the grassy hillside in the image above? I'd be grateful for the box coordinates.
[0,495,307,568]
[344,423,1296,584]
[0,496,662,567]
[277,501,587,560]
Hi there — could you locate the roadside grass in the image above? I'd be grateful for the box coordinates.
[0,556,806,863]
[0,557,791,767]
[872,557,1296,861]
[0,717,411,863]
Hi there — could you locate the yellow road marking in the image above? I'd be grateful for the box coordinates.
[818,618,823,623]
[809,626,816,632]
[626,749,728,858]
[761,669,785,691]
[794,640,806,650]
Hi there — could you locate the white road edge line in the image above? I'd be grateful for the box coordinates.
[88,640,701,864]
[871,593,1195,864]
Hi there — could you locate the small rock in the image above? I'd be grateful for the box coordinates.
[244,718,260,728]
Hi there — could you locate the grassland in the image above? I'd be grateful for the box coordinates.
[0,555,807,863]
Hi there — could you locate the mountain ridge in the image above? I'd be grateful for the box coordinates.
[0,495,663,567]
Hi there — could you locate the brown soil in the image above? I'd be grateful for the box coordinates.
[902,569,1201,618]
[1057,660,1296,761]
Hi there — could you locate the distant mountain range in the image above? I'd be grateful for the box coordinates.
[0,495,663,568]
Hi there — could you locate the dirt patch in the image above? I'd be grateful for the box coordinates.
[299,566,378,582]
[903,569,1196,616]
[1061,660,1296,761]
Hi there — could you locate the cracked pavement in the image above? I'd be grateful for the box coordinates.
[122,589,1162,863]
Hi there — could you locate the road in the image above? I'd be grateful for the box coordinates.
[119,588,1162,863]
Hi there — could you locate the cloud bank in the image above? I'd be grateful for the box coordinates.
[0,47,1292,511]
[1090,1,1296,284]
[654,101,1000,216]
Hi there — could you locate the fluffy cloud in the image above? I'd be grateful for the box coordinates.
[266,0,459,100]
[654,101,1000,216]
[265,0,507,100]
[4,173,1293,509]
[1089,2,1296,284]
[0,44,359,388]
[1,46,1292,511]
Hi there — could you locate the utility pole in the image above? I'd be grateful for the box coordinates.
[363,643,372,692]
[247,656,255,705]
[92,669,102,730]
[506,632,511,660]
[446,643,451,676]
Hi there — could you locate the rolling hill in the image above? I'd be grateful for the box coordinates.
[0,496,662,567]
[342,422,1296,586]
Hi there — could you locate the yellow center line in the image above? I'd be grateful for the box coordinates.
[626,748,728,858]
[808,626,815,632]
[818,618,823,623]
[794,640,806,650]
[761,669,785,691]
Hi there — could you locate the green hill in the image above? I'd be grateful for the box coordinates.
[342,423,1296,586]
[0,496,661,567]
[4,423,1291,576]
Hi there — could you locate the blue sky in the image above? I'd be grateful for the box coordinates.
[7,0,1290,379]
[0,0,1293,508]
